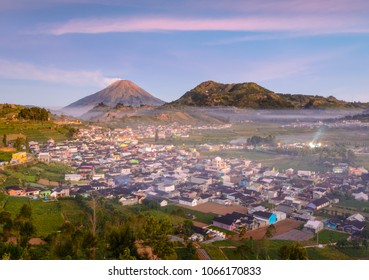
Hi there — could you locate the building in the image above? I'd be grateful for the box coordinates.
[304,220,324,233]
[178,197,198,207]
[252,211,277,225]
[307,197,331,211]
[11,152,27,164]
[38,152,50,163]
[6,186,25,196]
[65,174,82,181]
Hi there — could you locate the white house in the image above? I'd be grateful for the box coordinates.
[347,213,365,222]
[65,174,82,181]
[352,192,368,201]
[178,197,198,207]
[298,170,312,177]
[160,200,168,207]
[157,184,175,193]
[303,220,324,233]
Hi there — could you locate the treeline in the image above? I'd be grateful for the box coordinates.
[247,135,276,146]
[0,197,181,260]
[18,107,49,121]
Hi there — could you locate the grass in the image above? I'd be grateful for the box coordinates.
[59,199,89,226]
[29,200,64,237]
[161,205,218,224]
[202,244,228,260]
[337,247,369,259]
[0,120,80,143]
[3,196,30,217]
[336,198,369,211]
[356,154,369,170]
[2,196,64,237]
[211,239,295,260]
[0,194,8,209]
[306,246,351,260]
[1,162,75,187]
[315,230,349,244]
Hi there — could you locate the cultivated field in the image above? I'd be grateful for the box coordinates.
[240,218,303,240]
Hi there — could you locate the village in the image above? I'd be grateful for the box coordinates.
[2,123,369,247]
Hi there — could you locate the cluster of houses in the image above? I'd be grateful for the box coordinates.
[3,124,369,237]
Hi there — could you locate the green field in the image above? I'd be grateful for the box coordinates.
[202,244,228,260]
[356,154,369,169]
[336,198,369,211]
[306,246,351,260]
[315,230,349,244]
[161,205,217,224]
[58,199,89,226]
[337,247,369,259]
[0,120,71,142]
[3,196,64,237]
[1,162,75,189]
[212,239,295,260]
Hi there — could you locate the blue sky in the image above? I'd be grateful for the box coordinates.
[1,0,369,107]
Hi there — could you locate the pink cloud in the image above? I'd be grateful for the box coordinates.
[47,15,367,35]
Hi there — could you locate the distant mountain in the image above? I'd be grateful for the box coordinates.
[167,81,368,109]
[64,80,165,116]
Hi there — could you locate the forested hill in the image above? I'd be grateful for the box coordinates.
[167,81,368,109]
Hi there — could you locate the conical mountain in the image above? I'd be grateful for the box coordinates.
[65,80,165,109]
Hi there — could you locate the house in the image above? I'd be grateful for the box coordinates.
[297,170,312,177]
[119,196,138,206]
[157,184,175,193]
[273,211,287,222]
[39,189,51,199]
[325,218,343,230]
[50,187,70,198]
[276,203,294,215]
[178,197,198,207]
[212,212,246,231]
[11,152,27,164]
[65,174,82,181]
[38,152,50,163]
[346,213,365,223]
[343,220,366,233]
[160,200,168,207]
[352,192,368,201]
[252,211,277,225]
[307,197,330,211]
[304,220,324,233]
[25,187,40,198]
[6,186,25,196]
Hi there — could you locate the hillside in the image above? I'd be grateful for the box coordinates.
[64,80,165,116]
[167,81,367,109]
[0,103,81,144]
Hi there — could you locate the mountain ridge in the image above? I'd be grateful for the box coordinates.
[167,80,368,109]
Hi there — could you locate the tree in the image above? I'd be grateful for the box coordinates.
[2,134,6,147]
[155,129,159,143]
[17,204,32,220]
[14,137,23,151]
[81,230,98,260]
[141,216,176,260]
[236,244,255,259]
[264,224,276,238]
[25,137,30,153]
[278,243,308,260]
[106,225,137,259]
[362,239,368,251]
[182,241,198,260]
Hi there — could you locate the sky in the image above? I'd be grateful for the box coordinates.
[1,0,369,107]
